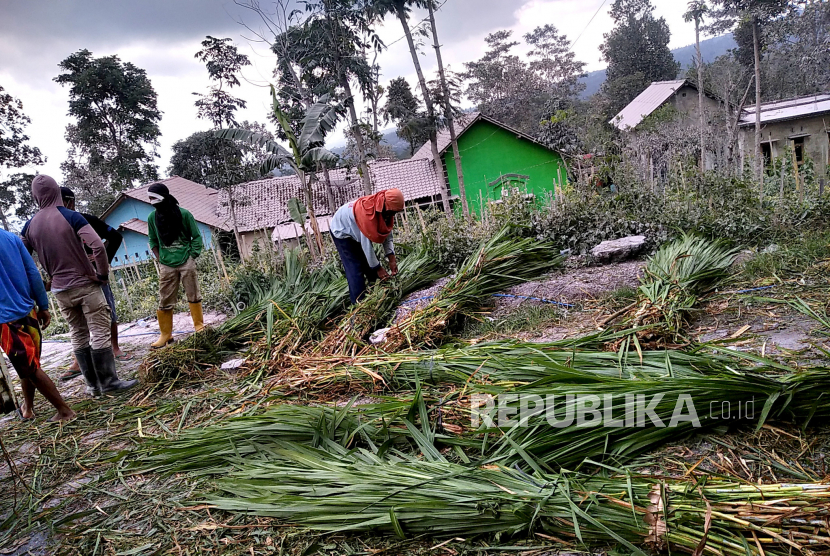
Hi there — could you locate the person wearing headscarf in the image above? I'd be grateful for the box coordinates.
[146,183,204,348]
[330,188,405,304]
[22,175,136,396]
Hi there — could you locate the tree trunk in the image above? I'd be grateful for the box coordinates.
[227,190,245,259]
[429,0,469,217]
[695,17,705,173]
[395,2,451,215]
[321,164,337,214]
[0,210,9,232]
[752,20,764,198]
[301,170,324,258]
[341,77,374,196]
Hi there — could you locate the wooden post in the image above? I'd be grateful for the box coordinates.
[820,178,826,198]
[792,146,803,204]
[780,162,786,205]
[118,272,134,316]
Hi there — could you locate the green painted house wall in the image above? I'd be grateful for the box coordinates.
[442,119,567,214]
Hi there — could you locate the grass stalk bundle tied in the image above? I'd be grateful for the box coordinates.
[313,246,447,356]
[628,234,739,340]
[204,442,830,556]
[381,227,564,351]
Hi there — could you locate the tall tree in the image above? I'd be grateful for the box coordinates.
[0,173,37,231]
[370,0,451,213]
[461,26,586,134]
[54,49,162,205]
[709,0,790,190]
[428,0,469,216]
[382,77,431,157]
[684,0,709,172]
[599,0,680,117]
[524,24,587,100]
[193,36,251,128]
[0,85,45,230]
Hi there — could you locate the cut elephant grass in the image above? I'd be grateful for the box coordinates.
[628,234,739,340]
[313,246,447,356]
[140,249,349,382]
[204,441,830,556]
[381,227,564,351]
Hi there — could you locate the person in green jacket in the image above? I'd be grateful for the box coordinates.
[146,183,204,349]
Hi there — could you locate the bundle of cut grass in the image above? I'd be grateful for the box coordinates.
[380,228,564,351]
[205,441,830,556]
[141,249,347,382]
[626,234,739,341]
[132,393,473,476]
[312,247,447,357]
[292,339,792,391]
[483,367,830,470]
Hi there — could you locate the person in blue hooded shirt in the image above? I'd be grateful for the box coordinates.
[0,228,75,422]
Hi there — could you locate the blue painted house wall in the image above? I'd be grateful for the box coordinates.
[103,197,215,267]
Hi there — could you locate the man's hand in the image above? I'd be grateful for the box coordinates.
[377,267,390,281]
[388,254,398,277]
[37,310,51,330]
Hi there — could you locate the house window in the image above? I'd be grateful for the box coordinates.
[793,137,806,165]
[761,143,772,166]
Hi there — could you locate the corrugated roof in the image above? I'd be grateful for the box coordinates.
[411,112,557,162]
[610,80,689,130]
[218,159,443,233]
[739,93,830,126]
[101,176,230,231]
[119,218,149,236]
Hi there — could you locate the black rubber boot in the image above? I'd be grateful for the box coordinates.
[73,347,100,396]
[91,348,137,394]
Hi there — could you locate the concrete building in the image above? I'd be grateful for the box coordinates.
[610,79,722,131]
[412,113,568,215]
[738,94,830,174]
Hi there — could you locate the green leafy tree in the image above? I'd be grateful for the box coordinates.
[600,0,680,117]
[0,173,37,231]
[54,49,162,204]
[382,77,429,156]
[169,122,273,251]
[193,36,251,128]
[0,85,45,230]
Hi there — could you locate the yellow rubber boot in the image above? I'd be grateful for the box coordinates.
[189,302,205,333]
[151,309,175,349]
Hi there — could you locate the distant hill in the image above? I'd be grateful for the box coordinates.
[579,33,737,98]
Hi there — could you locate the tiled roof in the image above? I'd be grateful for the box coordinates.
[119,218,149,236]
[610,80,689,130]
[740,93,830,126]
[102,176,230,231]
[218,160,443,233]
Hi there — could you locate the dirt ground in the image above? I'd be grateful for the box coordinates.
[2,254,830,556]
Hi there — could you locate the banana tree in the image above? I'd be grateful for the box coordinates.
[217,86,341,258]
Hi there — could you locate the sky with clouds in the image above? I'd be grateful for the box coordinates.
[1,0,696,185]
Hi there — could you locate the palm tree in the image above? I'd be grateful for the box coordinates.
[370,0,452,214]
[218,87,341,258]
[684,0,708,173]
